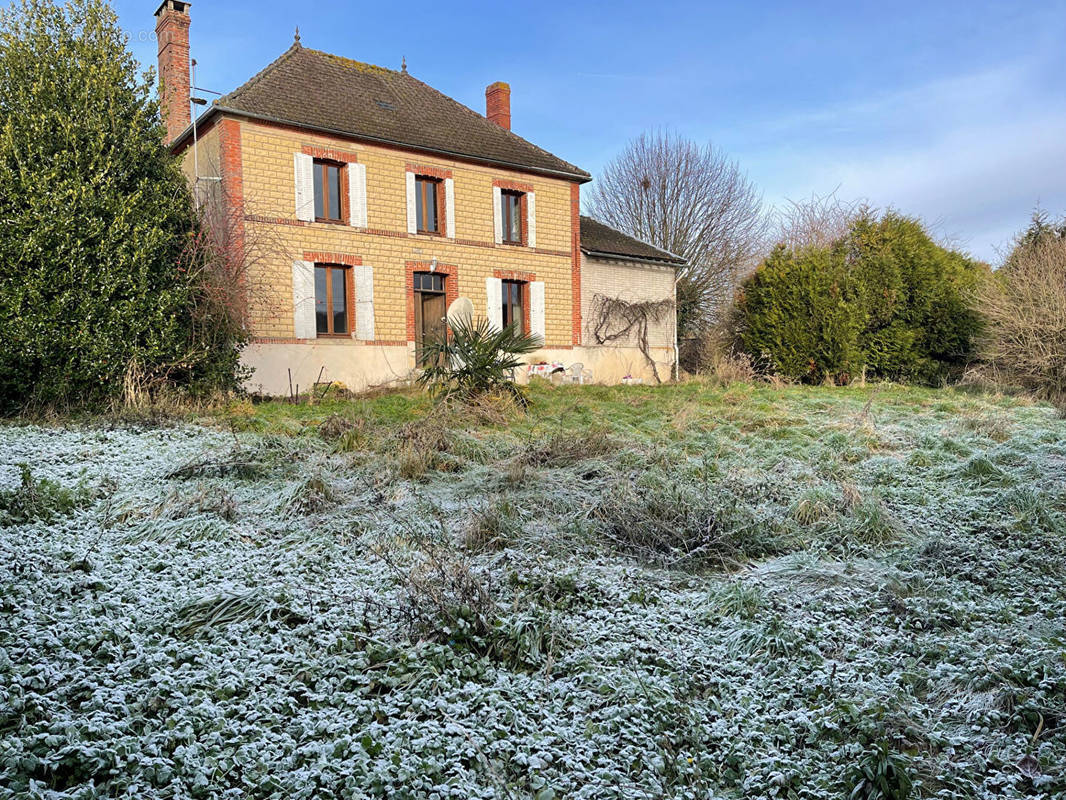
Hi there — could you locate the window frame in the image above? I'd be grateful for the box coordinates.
[415,175,444,235]
[313,159,346,224]
[501,279,527,334]
[314,263,353,337]
[501,190,524,245]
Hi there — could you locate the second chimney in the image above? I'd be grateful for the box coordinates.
[155,1,192,143]
[486,82,511,130]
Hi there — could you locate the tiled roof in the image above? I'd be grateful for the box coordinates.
[205,44,590,181]
[579,216,685,265]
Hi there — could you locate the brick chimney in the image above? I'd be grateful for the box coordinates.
[155,1,192,143]
[485,82,511,130]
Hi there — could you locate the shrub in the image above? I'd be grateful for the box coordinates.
[978,211,1066,410]
[0,464,93,525]
[0,0,242,413]
[846,213,985,383]
[417,317,541,404]
[735,244,864,383]
[735,212,985,384]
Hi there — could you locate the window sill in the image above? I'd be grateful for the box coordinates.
[500,240,527,247]
[315,218,349,226]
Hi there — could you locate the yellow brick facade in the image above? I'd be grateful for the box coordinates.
[221,119,577,348]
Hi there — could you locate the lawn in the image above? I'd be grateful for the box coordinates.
[1,381,1064,799]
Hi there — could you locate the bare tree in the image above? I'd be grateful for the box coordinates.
[978,220,1066,410]
[585,131,766,341]
[770,189,867,251]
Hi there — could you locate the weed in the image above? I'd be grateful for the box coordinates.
[844,741,914,800]
[520,427,615,468]
[0,464,93,525]
[464,498,523,551]
[592,470,787,571]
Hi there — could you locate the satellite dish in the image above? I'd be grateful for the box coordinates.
[447,296,474,327]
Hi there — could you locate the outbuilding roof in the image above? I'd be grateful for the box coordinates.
[579,216,686,265]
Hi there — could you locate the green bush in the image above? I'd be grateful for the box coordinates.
[0,464,93,525]
[735,212,985,384]
[735,244,864,383]
[0,0,242,413]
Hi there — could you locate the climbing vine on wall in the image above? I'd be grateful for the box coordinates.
[589,294,675,383]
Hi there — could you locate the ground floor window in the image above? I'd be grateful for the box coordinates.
[502,279,525,333]
[315,264,349,336]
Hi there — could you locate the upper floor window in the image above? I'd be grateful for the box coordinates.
[502,279,525,333]
[501,190,523,244]
[415,176,441,234]
[313,160,343,222]
[314,264,349,335]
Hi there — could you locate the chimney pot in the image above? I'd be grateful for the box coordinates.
[155,1,192,144]
[485,82,511,131]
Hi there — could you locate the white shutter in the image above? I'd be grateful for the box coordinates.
[354,265,375,340]
[294,153,314,222]
[292,260,316,339]
[405,171,417,234]
[526,191,536,248]
[348,162,367,228]
[530,281,545,344]
[492,186,503,244]
[486,277,503,330]
[444,178,455,239]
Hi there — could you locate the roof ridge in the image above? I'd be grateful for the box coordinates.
[218,42,302,107]
[302,47,405,78]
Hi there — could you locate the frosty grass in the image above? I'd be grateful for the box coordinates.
[1,386,1064,798]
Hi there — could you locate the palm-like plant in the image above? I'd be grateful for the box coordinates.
[417,317,542,404]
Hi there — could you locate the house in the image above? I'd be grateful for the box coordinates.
[155,1,684,394]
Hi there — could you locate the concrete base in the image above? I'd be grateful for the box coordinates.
[241,341,676,397]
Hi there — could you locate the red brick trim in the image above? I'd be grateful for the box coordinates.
[494,269,536,283]
[245,214,308,227]
[493,178,534,193]
[570,182,582,345]
[304,251,362,267]
[302,144,360,163]
[406,163,453,180]
[494,269,537,332]
[250,337,408,347]
[243,215,569,256]
[218,118,247,326]
[405,261,459,342]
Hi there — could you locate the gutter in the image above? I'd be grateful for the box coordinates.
[581,249,685,267]
[171,105,593,184]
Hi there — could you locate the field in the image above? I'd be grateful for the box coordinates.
[1,381,1064,799]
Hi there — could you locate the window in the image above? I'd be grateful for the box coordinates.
[501,190,523,244]
[314,264,349,335]
[502,279,525,333]
[415,176,441,234]
[313,160,343,222]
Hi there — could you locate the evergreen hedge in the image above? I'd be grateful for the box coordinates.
[735,212,986,384]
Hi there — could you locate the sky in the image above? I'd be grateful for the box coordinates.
[112,0,1066,264]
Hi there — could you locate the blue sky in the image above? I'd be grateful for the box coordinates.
[115,0,1066,263]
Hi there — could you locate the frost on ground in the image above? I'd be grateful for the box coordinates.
[1,385,1064,799]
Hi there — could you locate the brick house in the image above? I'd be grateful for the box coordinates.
[156,1,683,394]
